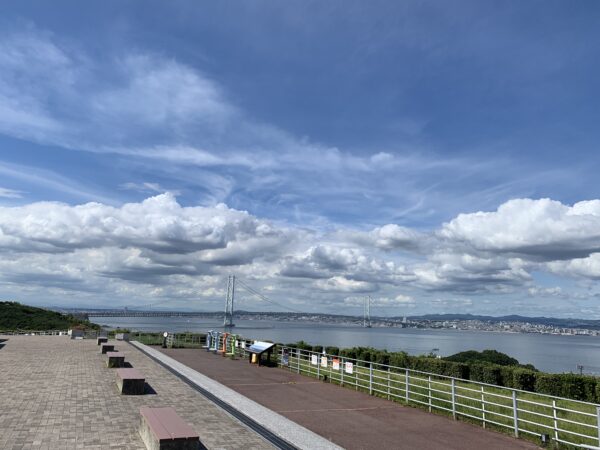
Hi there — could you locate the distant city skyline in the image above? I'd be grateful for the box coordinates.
[1,2,600,317]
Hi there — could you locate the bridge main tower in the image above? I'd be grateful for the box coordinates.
[224,275,235,327]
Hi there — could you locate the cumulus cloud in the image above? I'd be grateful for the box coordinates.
[278,244,415,287]
[3,194,600,309]
[0,193,287,255]
[439,198,600,260]
[314,276,377,293]
[344,224,424,251]
[547,253,600,280]
[0,193,297,289]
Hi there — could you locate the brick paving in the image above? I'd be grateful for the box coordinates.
[0,335,274,450]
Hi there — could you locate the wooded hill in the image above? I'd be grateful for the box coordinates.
[0,301,99,330]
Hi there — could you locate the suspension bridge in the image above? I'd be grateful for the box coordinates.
[85,275,394,327]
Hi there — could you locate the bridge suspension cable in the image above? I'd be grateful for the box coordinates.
[236,278,305,314]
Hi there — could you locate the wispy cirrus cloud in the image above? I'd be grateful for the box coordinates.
[0,187,23,198]
[0,26,580,229]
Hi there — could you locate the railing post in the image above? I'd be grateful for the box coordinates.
[596,406,600,447]
[451,378,456,419]
[552,400,559,443]
[512,390,519,438]
[387,368,391,400]
[405,369,410,403]
[297,349,301,374]
[329,355,333,384]
[481,386,486,429]
[369,363,373,395]
[341,357,345,386]
[317,352,320,379]
[428,375,432,413]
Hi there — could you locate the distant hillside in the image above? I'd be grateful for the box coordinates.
[407,313,600,330]
[0,301,99,330]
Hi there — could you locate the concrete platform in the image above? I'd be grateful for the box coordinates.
[158,347,541,450]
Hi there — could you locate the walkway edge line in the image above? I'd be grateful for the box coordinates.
[130,341,343,450]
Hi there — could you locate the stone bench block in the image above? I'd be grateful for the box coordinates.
[100,343,115,354]
[97,337,108,345]
[117,368,145,395]
[139,407,200,450]
[106,351,125,368]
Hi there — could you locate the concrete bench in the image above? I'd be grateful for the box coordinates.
[139,407,200,450]
[100,343,115,354]
[106,351,125,368]
[116,368,145,395]
[97,337,108,345]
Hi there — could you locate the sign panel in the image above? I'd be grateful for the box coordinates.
[321,356,328,368]
[282,348,289,366]
[311,354,318,366]
[332,358,340,370]
[345,362,354,374]
[247,341,275,354]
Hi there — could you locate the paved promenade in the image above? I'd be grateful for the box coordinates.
[159,347,541,450]
[0,335,274,450]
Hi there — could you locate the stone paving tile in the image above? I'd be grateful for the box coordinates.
[0,335,274,450]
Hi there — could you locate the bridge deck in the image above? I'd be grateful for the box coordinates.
[158,347,540,450]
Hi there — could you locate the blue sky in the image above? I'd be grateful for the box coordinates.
[1,2,600,317]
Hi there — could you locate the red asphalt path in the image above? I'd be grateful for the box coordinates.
[158,347,540,450]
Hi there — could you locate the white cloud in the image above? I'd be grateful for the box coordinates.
[394,294,415,304]
[314,276,377,293]
[0,187,23,198]
[527,286,563,297]
[1,194,600,312]
[439,198,600,260]
[0,193,293,271]
[547,253,600,280]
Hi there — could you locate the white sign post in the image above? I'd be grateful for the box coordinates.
[345,362,354,374]
[332,358,340,370]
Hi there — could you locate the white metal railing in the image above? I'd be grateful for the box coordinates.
[0,329,69,335]
[155,331,600,449]
[277,346,600,450]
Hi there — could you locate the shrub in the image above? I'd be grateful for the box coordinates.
[374,351,390,366]
[445,349,520,366]
[325,346,340,355]
[481,365,503,385]
[511,368,537,391]
[389,352,409,371]
[339,348,357,360]
[558,374,597,402]
[293,341,313,351]
[535,374,562,397]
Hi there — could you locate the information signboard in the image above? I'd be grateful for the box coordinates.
[321,356,328,368]
[311,354,318,365]
[332,358,340,370]
[345,361,354,374]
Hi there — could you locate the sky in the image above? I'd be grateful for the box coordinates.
[1,1,600,318]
